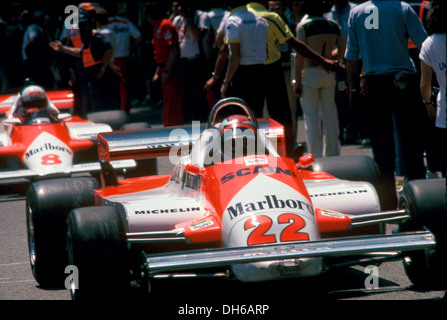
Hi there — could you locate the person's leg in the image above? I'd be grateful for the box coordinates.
[300,68,323,159]
[161,66,184,127]
[364,76,397,210]
[392,75,426,181]
[114,57,131,115]
[264,61,295,158]
[318,69,340,157]
[438,127,447,177]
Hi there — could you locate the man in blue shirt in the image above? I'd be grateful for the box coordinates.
[345,0,428,210]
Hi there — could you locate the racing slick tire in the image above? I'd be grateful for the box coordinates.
[66,206,129,300]
[26,177,98,287]
[398,178,447,290]
[86,110,127,130]
[312,155,393,211]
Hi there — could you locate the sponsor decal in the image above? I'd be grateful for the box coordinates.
[25,142,72,160]
[309,189,369,198]
[227,195,312,220]
[189,218,214,231]
[134,207,201,214]
[320,209,345,219]
[221,165,296,184]
[244,155,268,166]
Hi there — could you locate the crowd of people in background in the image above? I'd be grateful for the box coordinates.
[0,1,445,181]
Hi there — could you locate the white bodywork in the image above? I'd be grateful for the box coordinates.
[102,157,381,282]
[0,120,136,180]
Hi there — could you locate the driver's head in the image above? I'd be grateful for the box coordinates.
[21,85,47,109]
[217,115,258,159]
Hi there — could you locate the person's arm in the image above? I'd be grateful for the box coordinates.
[204,44,230,91]
[215,30,225,48]
[346,59,365,111]
[221,42,240,98]
[162,44,179,84]
[293,47,305,97]
[128,20,142,52]
[287,37,337,73]
[130,34,142,53]
[406,4,428,50]
[346,59,360,91]
[49,40,82,58]
[335,32,346,63]
[420,60,436,119]
[97,47,115,79]
[152,66,160,83]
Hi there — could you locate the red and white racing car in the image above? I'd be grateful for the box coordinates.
[26,98,446,300]
[0,90,136,187]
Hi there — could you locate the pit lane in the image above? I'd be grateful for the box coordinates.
[0,111,444,303]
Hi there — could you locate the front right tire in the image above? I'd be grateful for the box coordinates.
[66,205,130,300]
[398,178,447,290]
[26,177,98,287]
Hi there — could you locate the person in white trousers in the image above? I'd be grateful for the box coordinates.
[294,0,344,158]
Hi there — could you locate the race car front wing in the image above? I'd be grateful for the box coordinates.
[143,230,435,275]
[0,159,136,180]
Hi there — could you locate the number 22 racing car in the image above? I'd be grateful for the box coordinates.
[26,98,446,300]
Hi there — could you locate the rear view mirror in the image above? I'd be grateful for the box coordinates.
[3,118,22,125]
[297,154,314,168]
[185,163,201,176]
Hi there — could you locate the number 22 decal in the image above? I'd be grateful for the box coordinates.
[244,214,309,246]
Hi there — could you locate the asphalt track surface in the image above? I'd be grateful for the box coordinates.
[0,105,445,314]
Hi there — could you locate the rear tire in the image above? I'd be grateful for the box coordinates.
[398,178,447,290]
[86,110,127,130]
[120,122,150,131]
[66,206,129,300]
[26,177,98,287]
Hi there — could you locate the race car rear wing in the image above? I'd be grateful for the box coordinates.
[97,119,286,162]
[144,230,435,275]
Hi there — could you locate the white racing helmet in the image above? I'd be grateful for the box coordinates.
[21,85,47,110]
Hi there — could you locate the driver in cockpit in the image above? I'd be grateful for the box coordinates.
[216,114,259,161]
[10,83,60,123]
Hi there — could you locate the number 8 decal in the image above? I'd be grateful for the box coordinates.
[244,214,309,246]
[41,154,62,165]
